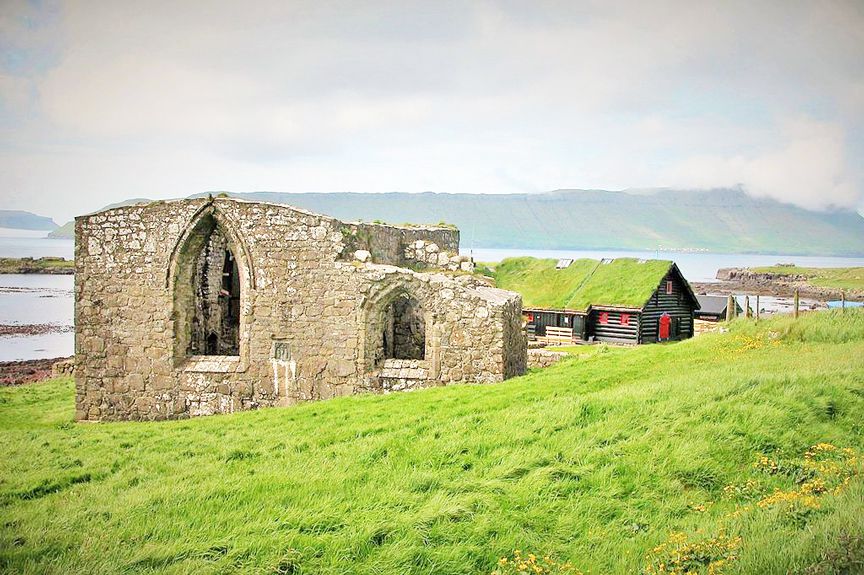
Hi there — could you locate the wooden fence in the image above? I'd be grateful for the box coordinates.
[543,326,574,344]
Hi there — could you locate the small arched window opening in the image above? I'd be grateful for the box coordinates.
[173,212,242,359]
[190,231,240,356]
[382,293,425,360]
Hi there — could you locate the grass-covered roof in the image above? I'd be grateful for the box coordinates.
[492,256,675,310]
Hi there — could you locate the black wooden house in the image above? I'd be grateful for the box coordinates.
[498,257,700,345]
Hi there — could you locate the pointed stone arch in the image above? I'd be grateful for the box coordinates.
[168,203,254,366]
[166,202,256,290]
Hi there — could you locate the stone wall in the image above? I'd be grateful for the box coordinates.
[338,222,465,270]
[527,349,567,369]
[52,358,75,377]
[75,197,526,421]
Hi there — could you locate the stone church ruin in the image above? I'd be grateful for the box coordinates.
[74,197,527,421]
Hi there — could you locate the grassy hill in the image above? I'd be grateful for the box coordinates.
[46,221,74,239]
[2,311,863,574]
[192,189,864,256]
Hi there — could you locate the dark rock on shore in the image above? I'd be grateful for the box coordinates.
[0,357,72,386]
[701,268,861,300]
[0,324,74,336]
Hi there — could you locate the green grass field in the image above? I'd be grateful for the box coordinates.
[752,266,864,293]
[2,311,864,574]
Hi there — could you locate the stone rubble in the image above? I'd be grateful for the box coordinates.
[527,349,568,369]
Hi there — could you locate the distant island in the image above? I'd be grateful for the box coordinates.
[0,257,74,274]
[0,210,57,231]
[47,221,73,239]
[27,189,864,256]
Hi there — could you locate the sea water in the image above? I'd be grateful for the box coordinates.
[2,235,863,360]
[0,274,74,361]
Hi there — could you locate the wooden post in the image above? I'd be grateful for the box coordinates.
[755,295,760,323]
[842,291,846,312]
[744,295,750,319]
[793,288,800,318]
[726,294,735,322]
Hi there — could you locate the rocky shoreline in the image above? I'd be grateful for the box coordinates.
[0,257,75,274]
[0,323,74,336]
[0,357,73,386]
[692,267,864,301]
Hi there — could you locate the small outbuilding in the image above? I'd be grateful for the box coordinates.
[494,257,700,345]
[694,295,744,322]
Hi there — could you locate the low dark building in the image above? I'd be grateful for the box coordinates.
[694,295,743,322]
[498,257,700,345]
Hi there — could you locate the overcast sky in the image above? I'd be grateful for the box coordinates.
[1,0,863,223]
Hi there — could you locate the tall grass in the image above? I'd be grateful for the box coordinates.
[1,310,863,574]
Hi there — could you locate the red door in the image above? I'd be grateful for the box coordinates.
[658,313,671,340]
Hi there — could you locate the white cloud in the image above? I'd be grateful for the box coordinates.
[665,118,860,210]
[0,0,862,222]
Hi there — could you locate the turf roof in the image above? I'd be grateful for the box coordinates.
[493,256,675,311]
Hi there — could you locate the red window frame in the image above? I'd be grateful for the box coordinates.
[620,313,630,326]
[526,313,534,322]
[666,280,674,294]
[598,311,609,324]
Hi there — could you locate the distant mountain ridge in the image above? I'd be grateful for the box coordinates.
[49,189,864,256]
[0,210,57,231]
[197,189,864,256]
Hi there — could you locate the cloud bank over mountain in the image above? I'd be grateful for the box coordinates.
[1,0,862,222]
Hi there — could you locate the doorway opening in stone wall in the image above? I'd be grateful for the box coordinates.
[382,292,426,361]
[172,210,244,361]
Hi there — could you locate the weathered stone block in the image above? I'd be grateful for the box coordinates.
[354,250,371,262]
[126,374,145,392]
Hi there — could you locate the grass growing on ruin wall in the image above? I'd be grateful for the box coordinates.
[2,310,864,574]
[752,265,864,293]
